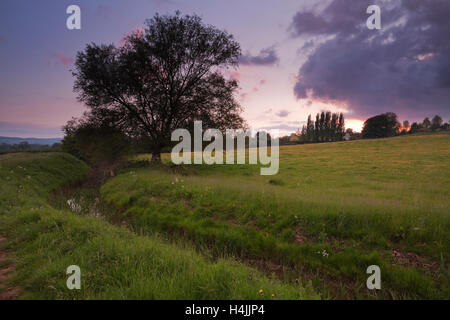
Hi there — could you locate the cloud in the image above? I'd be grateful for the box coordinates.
[276,109,291,118]
[299,40,315,52]
[257,123,299,132]
[291,0,450,119]
[53,52,75,66]
[239,47,279,66]
[290,0,375,37]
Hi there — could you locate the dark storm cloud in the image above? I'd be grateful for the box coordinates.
[291,0,450,119]
[239,47,279,66]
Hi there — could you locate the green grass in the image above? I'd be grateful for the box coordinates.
[0,152,317,299]
[103,133,450,299]
[2,133,449,299]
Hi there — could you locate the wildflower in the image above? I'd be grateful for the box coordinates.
[258,289,263,295]
[271,293,275,298]
[317,249,329,258]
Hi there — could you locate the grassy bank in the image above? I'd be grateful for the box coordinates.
[0,152,317,299]
[101,133,450,299]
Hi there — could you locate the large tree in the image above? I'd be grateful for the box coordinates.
[72,12,245,163]
[431,115,443,130]
[362,112,401,139]
[422,117,431,129]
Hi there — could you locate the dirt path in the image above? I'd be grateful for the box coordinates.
[0,236,19,300]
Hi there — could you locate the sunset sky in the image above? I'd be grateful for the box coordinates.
[1,0,449,137]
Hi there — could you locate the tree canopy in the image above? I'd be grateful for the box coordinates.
[362,112,400,139]
[301,111,345,143]
[72,12,245,162]
[431,115,443,130]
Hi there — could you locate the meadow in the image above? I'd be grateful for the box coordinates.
[0,153,317,299]
[1,133,449,299]
[104,133,450,298]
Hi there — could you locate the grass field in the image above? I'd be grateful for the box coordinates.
[103,133,450,299]
[1,133,449,299]
[0,153,317,299]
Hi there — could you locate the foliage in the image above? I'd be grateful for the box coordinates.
[72,12,245,162]
[62,115,132,169]
[362,112,401,139]
[431,115,443,130]
[299,111,345,143]
[422,117,431,129]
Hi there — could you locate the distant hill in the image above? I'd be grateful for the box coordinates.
[0,136,62,146]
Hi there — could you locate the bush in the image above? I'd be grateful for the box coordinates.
[62,117,133,169]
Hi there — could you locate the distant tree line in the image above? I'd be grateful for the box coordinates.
[406,115,450,134]
[278,111,449,146]
[301,111,345,143]
[362,113,449,139]
[278,111,345,145]
[0,142,61,153]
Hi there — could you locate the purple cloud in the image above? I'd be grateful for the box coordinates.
[276,110,291,118]
[291,0,450,120]
[239,47,279,66]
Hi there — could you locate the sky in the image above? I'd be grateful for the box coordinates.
[0,0,449,138]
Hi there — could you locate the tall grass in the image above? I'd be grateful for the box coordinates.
[0,153,317,299]
[105,133,450,299]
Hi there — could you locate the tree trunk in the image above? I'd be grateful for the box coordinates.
[151,149,162,164]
